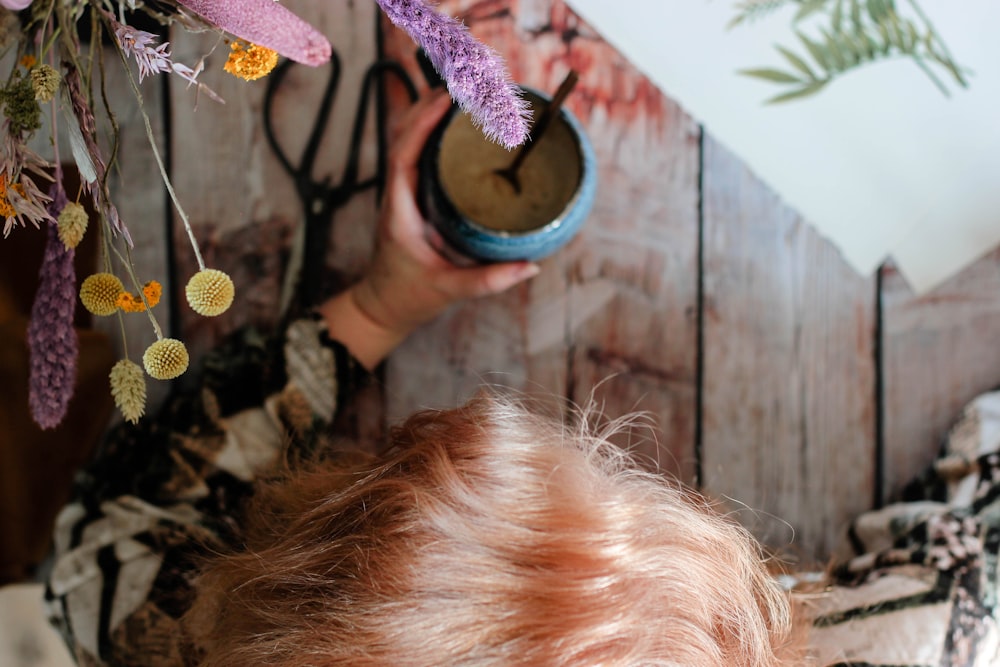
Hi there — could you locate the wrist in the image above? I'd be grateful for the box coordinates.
[316,285,410,370]
[350,277,432,341]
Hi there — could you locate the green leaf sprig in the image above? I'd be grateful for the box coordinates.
[732,0,969,103]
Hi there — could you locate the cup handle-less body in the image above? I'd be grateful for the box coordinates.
[418,86,597,264]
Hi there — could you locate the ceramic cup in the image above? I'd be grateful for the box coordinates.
[418,87,597,263]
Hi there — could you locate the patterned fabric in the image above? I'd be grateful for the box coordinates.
[808,392,1000,667]
[44,317,369,667]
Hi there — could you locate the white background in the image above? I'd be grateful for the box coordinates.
[568,0,1000,292]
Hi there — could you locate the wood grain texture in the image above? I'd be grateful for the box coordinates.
[380,0,701,479]
[700,136,876,562]
[881,252,1000,502]
[147,0,1000,563]
[169,2,386,446]
[169,1,380,361]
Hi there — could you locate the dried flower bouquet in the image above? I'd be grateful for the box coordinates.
[2,0,528,428]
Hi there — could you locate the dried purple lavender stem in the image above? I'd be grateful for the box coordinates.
[28,180,79,430]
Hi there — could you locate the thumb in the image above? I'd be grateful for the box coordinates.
[449,262,541,299]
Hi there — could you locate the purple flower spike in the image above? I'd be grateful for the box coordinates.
[175,0,331,66]
[376,0,530,148]
[28,182,78,430]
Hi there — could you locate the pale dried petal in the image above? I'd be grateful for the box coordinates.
[110,359,146,424]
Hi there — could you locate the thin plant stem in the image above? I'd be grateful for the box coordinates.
[109,239,163,339]
[96,43,121,212]
[47,46,61,171]
[99,206,113,273]
[35,0,58,60]
[123,243,160,333]
[114,47,206,272]
[116,309,130,359]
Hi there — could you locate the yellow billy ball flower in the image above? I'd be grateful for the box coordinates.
[224,41,279,81]
[57,201,88,249]
[109,359,146,424]
[186,269,235,317]
[143,338,189,380]
[80,273,124,316]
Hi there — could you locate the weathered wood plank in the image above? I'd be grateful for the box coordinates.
[169,1,380,359]
[169,2,386,446]
[881,252,1000,502]
[380,0,701,479]
[379,0,570,425]
[700,136,876,562]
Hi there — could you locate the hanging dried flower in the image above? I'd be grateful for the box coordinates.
[224,40,278,81]
[374,0,529,148]
[143,338,189,380]
[186,268,234,316]
[28,181,77,430]
[30,64,60,102]
[109,359,146,424]
[175,0,331,66]
[0,70,41,135]
[79,272,124,316]
[0,175,26,218]
[0,136,55,235]
[115,280,162,313]
[107,13,222,103]
[112,20,171,82]
[56,201,87,248]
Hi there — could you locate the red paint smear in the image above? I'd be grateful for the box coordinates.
[447,0,676,132]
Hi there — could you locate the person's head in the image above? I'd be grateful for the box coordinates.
[186,393,794,666]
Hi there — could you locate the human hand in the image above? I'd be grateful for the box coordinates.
[353,90,539,334]
[319,90,539,369]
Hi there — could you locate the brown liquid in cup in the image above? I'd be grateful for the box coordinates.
[437,93,582,233]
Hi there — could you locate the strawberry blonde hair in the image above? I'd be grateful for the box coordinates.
[185,393,795,666]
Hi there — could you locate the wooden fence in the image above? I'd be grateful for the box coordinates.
[99,0,1000,563]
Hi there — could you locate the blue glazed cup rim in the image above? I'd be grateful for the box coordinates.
[422,86,593,240]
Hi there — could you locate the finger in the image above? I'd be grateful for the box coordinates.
[445,262,541,299]
[391,89,453,175]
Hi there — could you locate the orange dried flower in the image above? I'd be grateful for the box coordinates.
[143,281,162,303]
[223,40,278,81]
[19,54,36,69]
[0,176,27,219]
[115,280,162,313]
